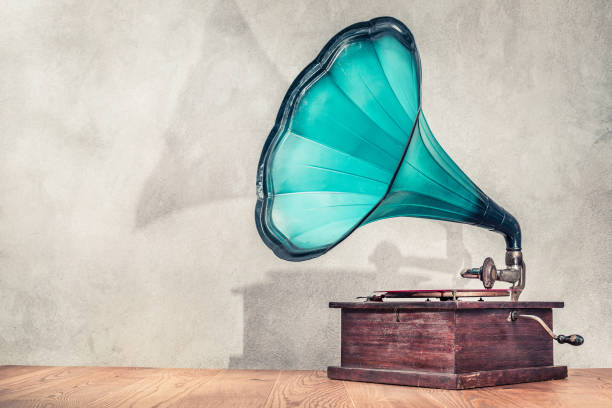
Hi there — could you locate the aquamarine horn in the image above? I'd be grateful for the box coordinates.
[255,17,521,264]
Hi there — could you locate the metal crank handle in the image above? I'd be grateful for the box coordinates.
[507,311,584,346]
[555,334,584,346]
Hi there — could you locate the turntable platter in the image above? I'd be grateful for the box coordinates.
[367,288,511,301]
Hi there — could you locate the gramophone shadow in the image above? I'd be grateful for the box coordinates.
[373,223,473,288]
[229,268,378,370]
[229,224,469,369]
[134,0,287,229]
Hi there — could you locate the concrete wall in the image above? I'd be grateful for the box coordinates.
[1,0,610,369]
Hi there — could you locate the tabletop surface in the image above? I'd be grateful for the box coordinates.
[0,366,610,407]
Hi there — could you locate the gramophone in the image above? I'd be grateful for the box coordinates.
[255,17,582,389]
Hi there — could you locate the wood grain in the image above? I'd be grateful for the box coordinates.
[328,366,567,390]
[0,366,610,407]
[454,309,553,373]
[328,366,458,389]
[341,309,455,372]
[0,366,105,399]
[173,369,279,408]
[331,301,565,388]
[342,378,449,408]
[329,301,564,310]
[263,370,352,408]
[343,368,612,408]
[85,368,222,408]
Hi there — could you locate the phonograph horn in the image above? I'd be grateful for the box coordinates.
[255,17,524,299]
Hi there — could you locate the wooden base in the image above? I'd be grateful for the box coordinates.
[328,365,568,389]
[328,301,566,389]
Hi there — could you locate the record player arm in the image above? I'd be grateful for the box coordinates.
[461,250,525,301]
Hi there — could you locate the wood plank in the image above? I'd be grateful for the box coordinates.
[0,367,221,408]
[17,367,162,407]
[456,301,564,309]
[342,377,448,408]
[329,366,458,389]
[0,370,139,408]
[329,365,567,390]
[0,366,104,398]
[86,367,221,408]
[0,366,69,389]
[0,366,53,378]
[341,310,455,372]
[455,309,554,373]
[342,369,612,408]
[331,302,457,310]
[456,366,567,389]
[263,370,353,408]
[0,367,610,407]
[335,303,559,378]
[430,370,612,408]
[330,301,564,310]
[174,369,279,408]
[404,386,543,408]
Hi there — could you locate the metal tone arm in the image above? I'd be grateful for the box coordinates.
[460,250,525,301]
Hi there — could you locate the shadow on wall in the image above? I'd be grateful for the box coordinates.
[134,0,287,229]
[369,224,472,288]
[229,223,470,369]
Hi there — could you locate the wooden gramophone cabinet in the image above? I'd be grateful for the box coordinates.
[327,301,567,389]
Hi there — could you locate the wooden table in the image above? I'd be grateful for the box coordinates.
[0,366,610,407]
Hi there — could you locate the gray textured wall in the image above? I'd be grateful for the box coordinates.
[1,0,610,370]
